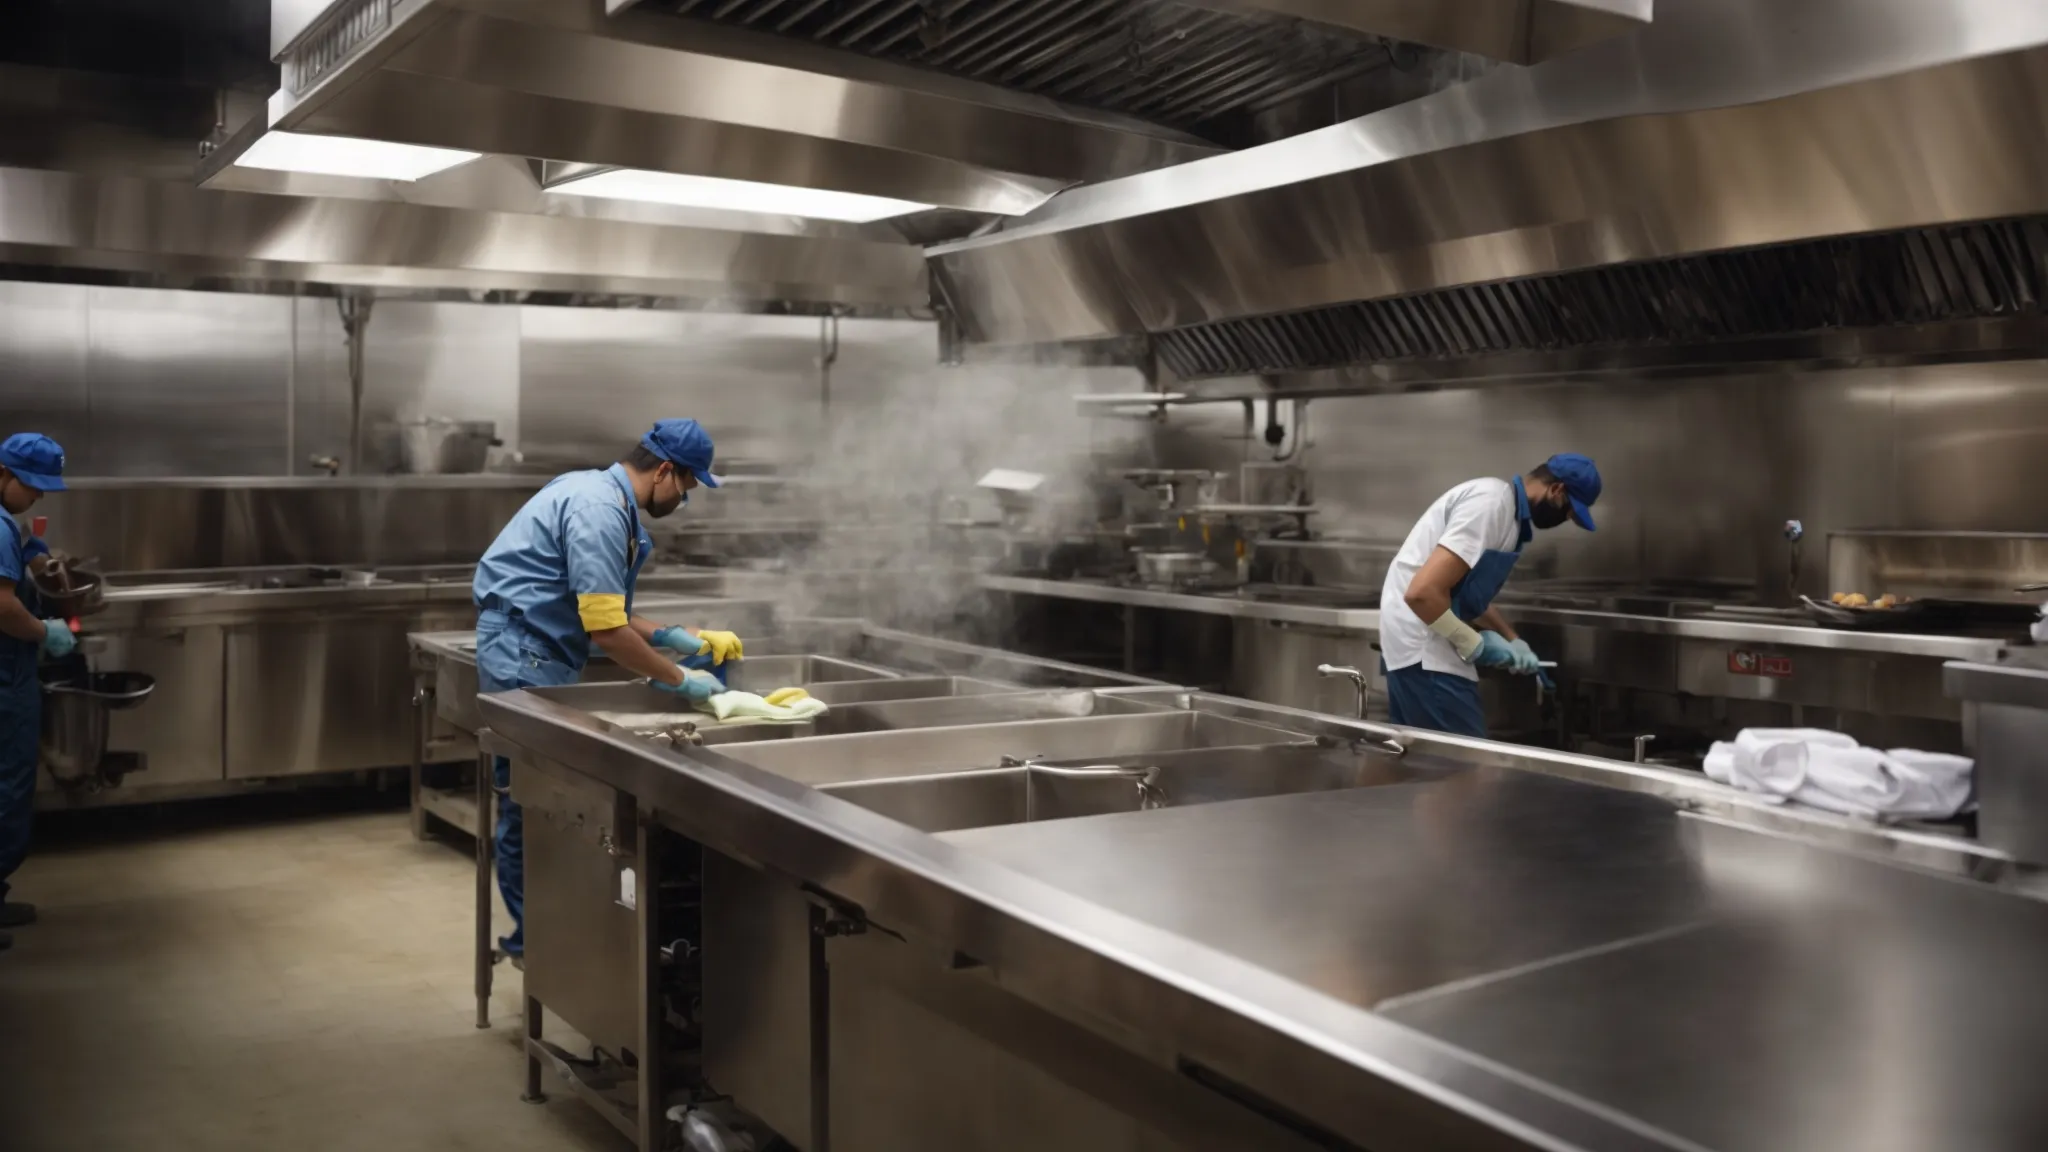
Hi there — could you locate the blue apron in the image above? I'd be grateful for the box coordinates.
[0,519,45,904]
[1385,481,1533,738]
[476,467,652,956]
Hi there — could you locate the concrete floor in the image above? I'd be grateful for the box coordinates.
[0,799,631,1152]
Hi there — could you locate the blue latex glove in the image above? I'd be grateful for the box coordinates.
[650,626,705,655]
[652,668,723,702]
[40,619,75,658]
[1506,637,1543,676]
[680,649,730,685]
[1472,630,1517,669]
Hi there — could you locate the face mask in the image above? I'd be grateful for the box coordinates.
[1531,499,1570,530]
[645,469,688,519]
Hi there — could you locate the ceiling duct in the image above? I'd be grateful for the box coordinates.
[0,166,928,308]
[929,0,2048,367]
[244,0,1217,218]
[1167,0,1651,66]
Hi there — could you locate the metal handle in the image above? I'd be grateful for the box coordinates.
[1008,759,1169,818]
[1634,734,1657,764]
[1025,762,1154,780]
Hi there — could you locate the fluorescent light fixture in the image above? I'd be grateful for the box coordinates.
[549,168,929,223]
[235,131,481,182]
[976,468,1046,493]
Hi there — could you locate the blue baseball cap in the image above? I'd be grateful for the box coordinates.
[0,433,67,492]
[1546,453,1601,531]
[640,419,720,488]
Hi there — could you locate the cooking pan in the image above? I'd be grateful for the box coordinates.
[1799,595,1925,630]
[1799,594,2036,631]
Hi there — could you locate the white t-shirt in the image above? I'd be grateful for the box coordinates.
[1378,478,1523,680]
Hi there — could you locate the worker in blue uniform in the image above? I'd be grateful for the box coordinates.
[0,433,78,953]
[472,419,742,964]
[1377,455,1602,738]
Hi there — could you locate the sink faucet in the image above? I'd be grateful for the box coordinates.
[1316,663,1369,719]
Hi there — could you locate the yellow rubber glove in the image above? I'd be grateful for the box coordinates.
[696,629,744,666]
[763,687,810,708]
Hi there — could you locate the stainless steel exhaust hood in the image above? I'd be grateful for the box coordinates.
[0,166,928,307]
[249,0,1218,217]
[1169,0,1652,65]
[929,0,2048,369]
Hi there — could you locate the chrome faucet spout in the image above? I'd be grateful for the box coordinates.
[1316,663,1369,720]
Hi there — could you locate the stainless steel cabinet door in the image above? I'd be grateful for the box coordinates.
[225,612,429,778]
[39,624,228,793]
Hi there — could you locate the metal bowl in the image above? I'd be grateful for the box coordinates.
[30,565,105,618]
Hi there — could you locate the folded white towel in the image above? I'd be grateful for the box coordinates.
[699,690,829,723]
[1703,728,1971,820]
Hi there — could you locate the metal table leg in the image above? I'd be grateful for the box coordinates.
[524,992,547,1103]
[409,680,431,840]
[475,737,494,1031]
[635,800,666,1151]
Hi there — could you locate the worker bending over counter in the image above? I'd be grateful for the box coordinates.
[1378,454,1602,738]
[0,434,75,954]
[472,418,744,963]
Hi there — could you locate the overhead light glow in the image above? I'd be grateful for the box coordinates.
[235,131,481,182]
[549,168,929,223]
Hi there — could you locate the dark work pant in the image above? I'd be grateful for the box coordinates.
[0,665,39,905]
[1383,661,1486,739]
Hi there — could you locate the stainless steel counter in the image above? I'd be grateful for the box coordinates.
[402,593,782,838]
[478,656,2048,1152]
[42,562,756,806]
[979,573,2012,661]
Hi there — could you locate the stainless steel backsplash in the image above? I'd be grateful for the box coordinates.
[0,281,523,477]
[33,479,544,571]
[1153,362,2048,601]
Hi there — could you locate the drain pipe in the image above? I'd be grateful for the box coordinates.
[818,311,841,409]
[337,294,375,473]
[1265,396,1311,462]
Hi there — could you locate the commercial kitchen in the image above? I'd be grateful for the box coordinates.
[6,0,2048,1150]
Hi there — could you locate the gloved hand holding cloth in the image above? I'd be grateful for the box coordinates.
[652,667,724,702]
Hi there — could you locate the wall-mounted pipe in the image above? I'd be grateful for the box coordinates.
[337,294,375,474]
[1265,397,1310,462]
[819,311,841,408]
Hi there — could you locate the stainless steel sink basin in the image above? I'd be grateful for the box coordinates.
[525,673,1022,745]
[722,655,900,690]
[823,741,1439,833]
[711,711,1314,786]
[801,689,1165,737]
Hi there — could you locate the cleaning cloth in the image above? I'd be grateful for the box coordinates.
[697,687,828,723]
[1703,727,1972,820]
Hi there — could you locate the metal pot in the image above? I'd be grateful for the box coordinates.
[1134,550,1214,586]
[40,666,154,786]
[395,418,500,474]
